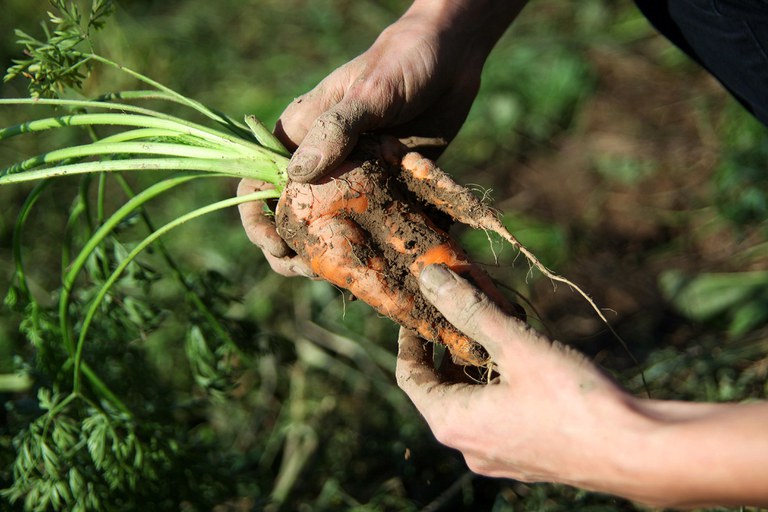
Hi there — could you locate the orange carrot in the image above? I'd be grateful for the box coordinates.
[398,150,615,336]
[276,156,523,366]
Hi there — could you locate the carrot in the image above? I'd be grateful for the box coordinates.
[276,154,524,366]
[397,150,623,341]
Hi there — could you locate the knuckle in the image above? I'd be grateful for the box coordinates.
[264,253,299,277]
[245,221,288,257]
[314,110,351,136]
[280,96,305,123]
[286,90,320,113]
[463,288,494,317]
[270,264,300,278]
[394,364,411,390]
[350,75,395,110]
[394,346,414,386]
[454,287,495,332]
[304,110,357,159]
[263,236,293,260]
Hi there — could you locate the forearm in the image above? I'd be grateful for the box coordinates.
[398,0,529,56]
[590,398,768,508]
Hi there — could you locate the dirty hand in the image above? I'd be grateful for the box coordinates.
[396,264,636,485]
[398,264,768,508]
[277,0,526,183]
[238,0,526,268]
[237,178,314,278]
[236,138,406,277]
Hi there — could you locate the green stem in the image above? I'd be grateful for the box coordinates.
[82,53,251,135]
[11,182,50,299]
[0,101,288,174]
[0,111,269,157]
[0,97,214,129]
[72,189,279,394]
[62,174,205,370]
[245,115,290,157]
[7,180,130,416]
[95,128,198,143]
[62,178,93,281]
[96,89,253,138]
[78,174,96,238]
[0,157,286,186]
[96,173,107,228]
[110,175,250,364]
[5,141,252,174]
[79,364,132,415]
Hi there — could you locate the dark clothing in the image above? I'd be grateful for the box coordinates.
[635,0,768,127]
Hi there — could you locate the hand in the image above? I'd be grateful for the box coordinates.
[237,178,315,278]
[396,264,636,485]
[397,265,768,508]
[236,136,408,276]
[277,1,523,183]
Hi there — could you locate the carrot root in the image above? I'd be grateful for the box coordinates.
[276,159,520,366]
[399,151,641,366]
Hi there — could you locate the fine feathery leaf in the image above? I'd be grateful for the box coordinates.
[71,189,279,391]
[59,174,203,361]
[4,0,115,97]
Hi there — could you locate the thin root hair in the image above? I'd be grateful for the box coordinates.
[485,219,650,397]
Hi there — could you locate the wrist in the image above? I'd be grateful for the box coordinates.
[553,392,661,501]
[588,398,768,508]
[401,0,527,57]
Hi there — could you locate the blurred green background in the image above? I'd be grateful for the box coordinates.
[1,1,767,510]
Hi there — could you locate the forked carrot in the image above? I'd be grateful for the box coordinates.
[276,159,524,366]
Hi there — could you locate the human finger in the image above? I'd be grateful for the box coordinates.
[276,91,329,152]
[261,251,316,278]
[396,327,441,407]
[397,328,487,446]
[419,264,526,364]
[236,179,292,258]
[237,179,316,278]
[285,98,376,183]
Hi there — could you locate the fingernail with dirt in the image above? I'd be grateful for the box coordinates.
[420,264,456,296]
[288,149,321,182]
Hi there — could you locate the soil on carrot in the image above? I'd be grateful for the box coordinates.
[275,150,522,366]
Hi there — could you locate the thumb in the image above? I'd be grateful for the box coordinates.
[419,264,526,364]
[286,99,374,183]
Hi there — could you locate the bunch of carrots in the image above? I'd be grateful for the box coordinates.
[271,140,526,366]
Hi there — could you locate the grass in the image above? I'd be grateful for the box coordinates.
[1,1,767,511]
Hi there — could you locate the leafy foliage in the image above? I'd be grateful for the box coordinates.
[660,270,768,336]
[0,179,252,509]
[5,0,114,98]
